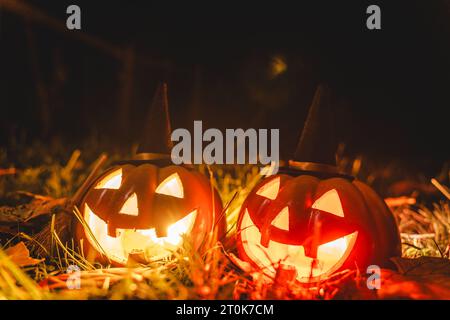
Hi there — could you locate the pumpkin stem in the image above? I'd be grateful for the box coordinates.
[135,82,173,158]
[292,84,337,167]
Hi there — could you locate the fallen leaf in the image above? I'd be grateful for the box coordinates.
[5,242,43,267]
[0,195,68,224]
[378,257,450,299]
[391,256,450,276]
[379,269,450,299]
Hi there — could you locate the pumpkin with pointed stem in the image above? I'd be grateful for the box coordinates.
[236,173,400,282]
[236,85,401,283]
[76,163,223,264]
[74,83,224,265]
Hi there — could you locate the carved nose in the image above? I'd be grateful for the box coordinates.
[302,208,355,258]
[155,226,168,238]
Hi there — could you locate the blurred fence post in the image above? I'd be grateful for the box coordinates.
[117,46,135,138]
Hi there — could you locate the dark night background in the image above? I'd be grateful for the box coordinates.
[0,1,449,175]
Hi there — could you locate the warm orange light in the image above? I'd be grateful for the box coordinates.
[271,206,289,230]
[94,169,122,190]
[84,203,197,264]
[155,173,184,198]
[270,55,287,78]
[240,189,358,282]
[256,177,280,200]
[119,193,139,216]
[312,189,344,217]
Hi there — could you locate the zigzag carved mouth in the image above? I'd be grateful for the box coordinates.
[83,204,197,264]
[240,209,358,282]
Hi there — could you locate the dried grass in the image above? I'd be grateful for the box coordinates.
[0,141,448,299]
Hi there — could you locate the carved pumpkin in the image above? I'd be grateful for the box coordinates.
[74,83,223,264]
[76,163,222,264]
[236,174,400,282]
[236,85,400,282]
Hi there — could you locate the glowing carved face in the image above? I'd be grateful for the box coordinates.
[80,164,222,264]
[237,175,359,282]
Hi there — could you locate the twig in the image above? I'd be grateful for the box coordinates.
[431,178,450,200]
[400,233,435,240]
[401,242,423,251]
[0,168,16,176]
[384,196,416,208]
[0,0,173,69]
[432,239,444,258]
[63,150,81,174]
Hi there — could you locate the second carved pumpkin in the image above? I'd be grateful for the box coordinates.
[237,174,400,282]
[236,85,400,282]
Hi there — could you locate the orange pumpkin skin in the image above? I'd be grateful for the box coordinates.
[75,163,224,265]
[236,174,401,282]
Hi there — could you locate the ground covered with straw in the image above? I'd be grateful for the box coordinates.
[0,140,449,300]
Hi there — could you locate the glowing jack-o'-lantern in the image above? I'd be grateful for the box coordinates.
[76,164,223,264]
[74,83,223,264]
[237,174,400,283]
[236,84,400,283]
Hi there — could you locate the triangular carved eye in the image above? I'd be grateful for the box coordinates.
[256,177,280,200]
[312,189,344,217]
[271,206,289,230]
[120,193,139,216]
[155,173,184,198]
[94,169,122,190]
